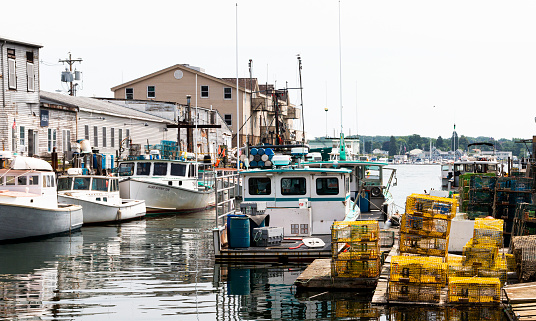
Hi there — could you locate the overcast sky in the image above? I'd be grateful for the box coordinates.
[3,0,536,141]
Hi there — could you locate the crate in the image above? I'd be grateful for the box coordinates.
[401,213,450,237]
[474,218,504,232]
[388,281,441,303]
[331,220,379,242]
[331,257,381,278]
[448,277,501,303]
[473,228,503,248]
[470,175,497,190]
[251,226,283,246]
[333,241,380,260]
[380,230,395,247]
[468,189,493,203]
[399,233,449,257]
[405,194,457,220]
[463,240,499,269]
[477,257,507,286]
[390,255,447,284]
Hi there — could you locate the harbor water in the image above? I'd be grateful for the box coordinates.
[0,165,508,320]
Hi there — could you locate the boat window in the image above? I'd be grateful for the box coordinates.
[281,177,306,195]
[92,178,109,191]
[43,175,55,188]
[73,177,91,190]
[189,164,196,177]
[464,164,474,173]
[6,175,15,185]
[170,163,187,176]
[18,176,27,185]
[316,177,339,195]
[136,162,151,175]
[248,177,271,195]
[57,177,72,191]
[29,175,39,185]
[0,176,3,185]
[153,162,168,176]
[111,179,119,192]
[341,166,354,182]
[488,164,497,172]
[454,164,464,172]
[364,165,381,181]
[118,163,134,176]
[346,177,350,193]
[441,165,450,171]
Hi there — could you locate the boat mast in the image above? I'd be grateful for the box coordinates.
[338,0,346,161]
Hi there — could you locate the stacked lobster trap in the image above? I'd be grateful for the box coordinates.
[331,220,381,278]
[446,218,506,303]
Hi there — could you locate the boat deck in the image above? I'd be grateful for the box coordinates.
[215,234,332,263]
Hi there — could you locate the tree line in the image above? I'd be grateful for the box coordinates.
[359,134,530,158]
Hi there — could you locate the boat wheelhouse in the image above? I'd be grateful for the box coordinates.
[0,156,83,241]
[117,159,214,212]
[441,156,500,190]
[58,172,146,224]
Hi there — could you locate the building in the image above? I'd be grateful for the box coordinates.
[110,64,301,148]
[0,37,42,154]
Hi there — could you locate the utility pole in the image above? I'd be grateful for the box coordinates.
[59,52,82,96]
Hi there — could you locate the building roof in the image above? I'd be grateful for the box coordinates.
[110,64,251,93]
[40,91,171,123]
[0,36,43,48]
[221,78,258,92]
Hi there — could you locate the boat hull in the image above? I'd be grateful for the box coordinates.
[0,203,83,241]
[119,178,213,212]
[58,195,146,224]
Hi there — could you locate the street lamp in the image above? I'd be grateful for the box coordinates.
[324,107,328,137]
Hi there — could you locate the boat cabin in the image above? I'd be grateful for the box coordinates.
[0,169,57,208]
[441,159,499,189]
[241,167,355,236]
[58,175,120,202]
[117,159,199,189]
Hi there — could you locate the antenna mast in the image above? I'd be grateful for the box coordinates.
[297,55,305,147]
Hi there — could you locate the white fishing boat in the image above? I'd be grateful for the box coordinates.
[117,158,214,212]
[0,156,83,242]
[57,169,146,224]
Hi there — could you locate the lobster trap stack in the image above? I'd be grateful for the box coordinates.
[330,220,381,278]
[399,194,457,259]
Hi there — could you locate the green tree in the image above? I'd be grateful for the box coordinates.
[459,135,469,151]
[389,136,397,157]
[436,136,444,150]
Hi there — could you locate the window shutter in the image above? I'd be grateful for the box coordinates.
[8,59,16,89]
[27,62,35,91]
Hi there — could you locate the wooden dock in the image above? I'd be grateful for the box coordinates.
[503,282,536,320]
[294,258,378,290]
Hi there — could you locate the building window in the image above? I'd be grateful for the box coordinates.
[62,129,71,152]
[102,127,107,147]
[224,87,232,100]
[19,126,25,147]
[93,126,98,147]
[110,128,115,148]
[147,86,155,98]
[119,128,123,147]
[126,88,133,99]
[47,128,57,152]
[224,114,232,126]
[201,85,209,98]
[84,125,89,140]
[26,63,35,92]
[7,49,16,90]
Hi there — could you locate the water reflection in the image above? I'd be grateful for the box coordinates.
[0,209,509,320]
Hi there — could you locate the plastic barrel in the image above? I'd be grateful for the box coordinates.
[261,154,269,161]
[250,160,258,167]
[248,154,254,161]
[265,148,274,156]
[229,217,250,248]
[250,148,258,155]
[257,161,265,167]
[264,160,272,167]
[254,155,261,162]
[258,148,265,156]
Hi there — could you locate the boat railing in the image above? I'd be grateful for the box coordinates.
[214,169,240,226]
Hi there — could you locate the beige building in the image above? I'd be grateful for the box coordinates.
[110,64,302,148]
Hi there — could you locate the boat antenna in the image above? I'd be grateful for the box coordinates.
[297,55,305,147]
[338,0,346,160]
[235,3,240,171]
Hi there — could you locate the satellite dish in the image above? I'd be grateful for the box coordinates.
[174,70,184,80]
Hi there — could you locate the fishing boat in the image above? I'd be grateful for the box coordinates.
[57,169,146,224]
[441,143,500,190]
[0,156,83,242]
[212,156,359,262]
[117,158,214,212]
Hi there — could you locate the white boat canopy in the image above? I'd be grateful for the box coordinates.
[10,156,53,171]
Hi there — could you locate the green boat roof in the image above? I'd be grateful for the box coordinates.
[302,160,388,166]
[242,167,352,175]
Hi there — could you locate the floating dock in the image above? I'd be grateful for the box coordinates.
[503,282,536,320]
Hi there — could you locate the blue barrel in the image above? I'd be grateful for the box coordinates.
[258,148,265,155]
[250,160,258,167]
[265,148,274,156]
[229,217,250,248]
[250,148,258,155]
[257,161,265,167]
